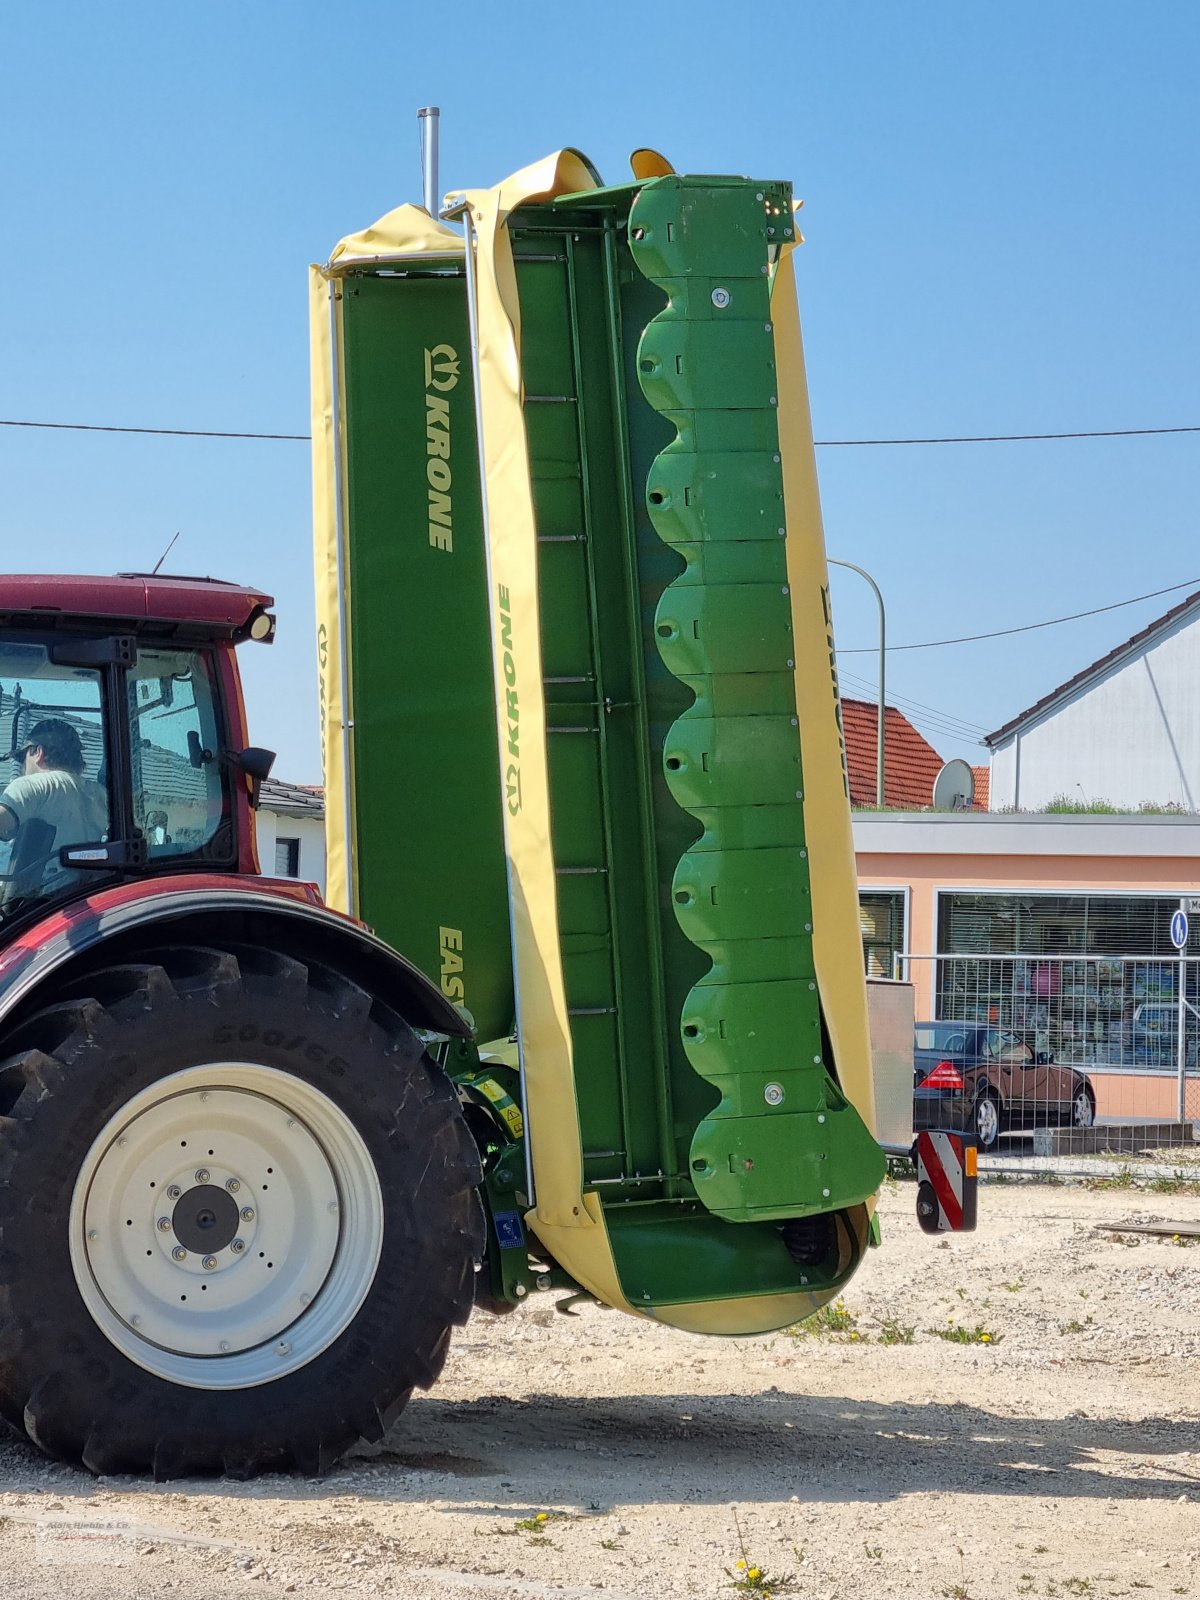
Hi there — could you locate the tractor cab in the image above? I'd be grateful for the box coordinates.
[0,574,276,924]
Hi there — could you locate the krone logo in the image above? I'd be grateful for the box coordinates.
[425,343,458,552]
[424,343,460,392]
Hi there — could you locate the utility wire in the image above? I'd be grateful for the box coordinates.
[838,669,989,733]
[0,419,310,441]
[837,691,985,748]
[816,425,1200,446]
[1,418,1199,446]
[837,578,1200,655]
[836,669,988,741]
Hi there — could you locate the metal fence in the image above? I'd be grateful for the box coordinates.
[895,952,1200,1127]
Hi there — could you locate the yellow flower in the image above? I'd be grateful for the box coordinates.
[736,1559,747,1569]
[535,1513,548,1523]
[748,1569,762,1581]
[980,1334,991,1343]
[1174,1234,1181,1241]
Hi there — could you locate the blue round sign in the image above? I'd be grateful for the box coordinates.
[1171,909,1189,950]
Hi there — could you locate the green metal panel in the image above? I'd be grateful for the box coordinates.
[505,175,883,1303]
[339,271,513,1040]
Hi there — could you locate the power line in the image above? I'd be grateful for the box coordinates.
[816,425,1200,446]
[838,691,985,748]
[837,578,1200,655]
[837,670,988,741]
[838,669,989,733]
[0,419,309,441]
[1,417,1199,446]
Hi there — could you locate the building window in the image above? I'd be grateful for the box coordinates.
[931,890,1200,1063]
[859,891,906,978]
[936,891,1200,960]
[274,837,300,877]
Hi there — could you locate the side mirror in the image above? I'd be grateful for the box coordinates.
[232,747,276,809]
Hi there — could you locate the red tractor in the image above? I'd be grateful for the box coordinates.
[0,574,482,1476]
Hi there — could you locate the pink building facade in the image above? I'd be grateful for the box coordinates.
[854,812,1200,1121]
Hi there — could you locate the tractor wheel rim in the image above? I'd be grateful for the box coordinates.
[69,1063,384,1390]
[976,1098,998,1145]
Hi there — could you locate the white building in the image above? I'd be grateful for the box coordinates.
[987,589,1200,812]
[257,779,326,894]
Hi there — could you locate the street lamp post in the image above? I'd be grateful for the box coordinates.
[828,559,886,808]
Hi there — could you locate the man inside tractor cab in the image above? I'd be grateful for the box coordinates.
[0,718,109,904]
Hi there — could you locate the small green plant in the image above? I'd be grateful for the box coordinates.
[864,1543,883,1560]
[877,1317,915,1346]
[724,1509,796,1595]
[789,1299,857,1338]
[600,1538,620,1551]
[941,1546,978,1600]
[1087,1166,1135,1192]
[931,1322,1002,1346]
[954,1286,967,1300]
[1171,1232,1198,1247]
[508,1509,573,1545]
[1059,1315,1095,1334]
[1034,1546,1049,1554]
[1148,1172,1198,1194]
[1002,1276,1025,1293]
[514,1512,554,1532]
[1062,1579,1094,1595]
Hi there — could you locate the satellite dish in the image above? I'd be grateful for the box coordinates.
[932,758,976,810]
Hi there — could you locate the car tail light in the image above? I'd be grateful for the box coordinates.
[922,1060,965,1091]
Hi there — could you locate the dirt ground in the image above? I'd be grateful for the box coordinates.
[1,1169,1199,1600]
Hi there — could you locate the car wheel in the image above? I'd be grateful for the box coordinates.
[1071,1083,1096,1130]
[973,1091,1001,1153]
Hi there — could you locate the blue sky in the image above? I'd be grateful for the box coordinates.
[3,2,1197,786]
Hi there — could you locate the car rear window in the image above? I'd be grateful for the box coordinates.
[916,1024,967,1050]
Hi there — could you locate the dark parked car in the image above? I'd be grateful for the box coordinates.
[914,1022,1096,1153]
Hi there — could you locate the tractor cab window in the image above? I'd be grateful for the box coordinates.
[128,648,231,861]
[0,643,109,911]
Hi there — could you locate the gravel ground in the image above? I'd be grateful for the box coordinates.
[1,1172,1198,1599]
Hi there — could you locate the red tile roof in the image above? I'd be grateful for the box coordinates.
[971,765,990,809]
[841,698,946,809]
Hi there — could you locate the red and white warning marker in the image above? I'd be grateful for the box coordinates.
[913,1129,978,1234]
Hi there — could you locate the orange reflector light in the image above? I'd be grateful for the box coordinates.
[964,1145,978,1178]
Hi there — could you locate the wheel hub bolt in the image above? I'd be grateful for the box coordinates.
[230,1238,245,1254]
[171,1246,187,1263]
[166,1185,182,1200]
[202,1255,218,1271]
[226,1177,240,1194]
[277,1341,291,1356]
[195,1168,210,1184]
[156,1216,172,1232]
[241,1207,255,1223]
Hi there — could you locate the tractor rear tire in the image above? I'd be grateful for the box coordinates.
[0,944,483,1478]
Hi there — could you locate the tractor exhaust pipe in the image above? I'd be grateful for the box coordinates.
[418,105,440,216]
